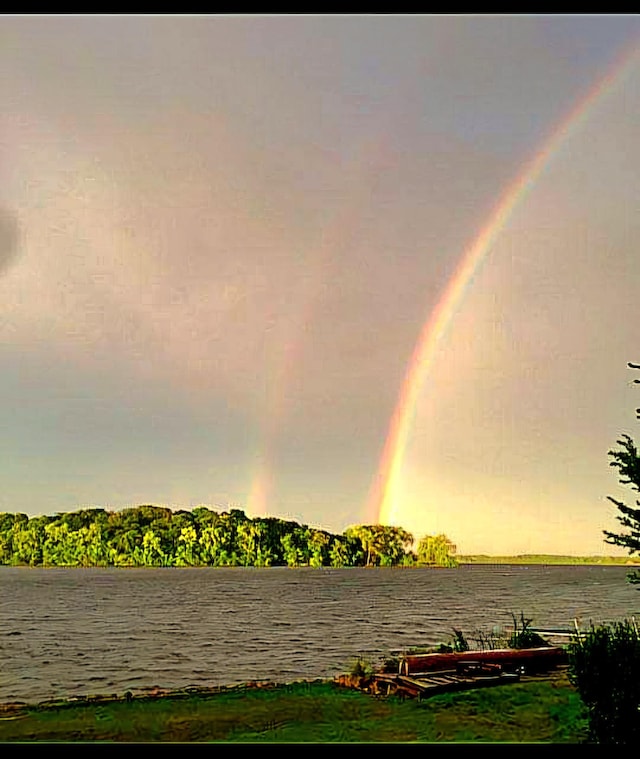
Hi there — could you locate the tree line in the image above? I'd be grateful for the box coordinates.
[0,505,458,569]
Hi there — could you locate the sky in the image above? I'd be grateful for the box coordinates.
[2,14,640,556]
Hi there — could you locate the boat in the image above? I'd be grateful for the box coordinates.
[399,645,568,676]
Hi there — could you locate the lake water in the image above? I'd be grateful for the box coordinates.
[2,565,640,704]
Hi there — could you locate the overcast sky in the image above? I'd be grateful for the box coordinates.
[2,14,640,555]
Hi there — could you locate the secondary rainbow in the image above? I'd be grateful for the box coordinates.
[246,131,396,518]
[369,39,640,527]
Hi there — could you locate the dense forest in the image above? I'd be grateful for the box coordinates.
[0,505,458,568]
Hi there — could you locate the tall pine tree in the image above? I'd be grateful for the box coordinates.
[604,362,640,584]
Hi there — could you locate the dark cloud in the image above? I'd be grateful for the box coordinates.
[0,209,19,275]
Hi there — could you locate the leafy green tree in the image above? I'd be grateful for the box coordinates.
[328,537,350,568]
[113,526,143,565]
[259,517,293,566]
[604,362,640,584]
[43,522,72,566]
[60,508,107,532]
[236,520,261,566]
[136,505,174,526]
[416,534,458,567]
[399,551,417,567]
[141,529,167,566]
[343,525,377,566]
[377,526,414,566]
[0,513,16,564]
[198,512,243,566]
[276,523,316,566]
[198,524,221,565]
[191,506,218,527]
[297,526,315,565]
[343,525,413,567]
[308,529,330,568]
[280,528,309,567]
[342,532,365,566]
[83,522,112,566]
[212,512,242,566]
[251,519,280,567]
[11,516,48,565]
[280,533,297,567]
[151,513,178,563]
[66,527,92,567]
[175,525,199,566]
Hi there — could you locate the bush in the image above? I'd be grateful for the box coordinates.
[451,628,470,652]
[568,619,640,744]
[349,657,374,678]
[508,612,549,649]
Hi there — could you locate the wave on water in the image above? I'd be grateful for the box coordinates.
[2,565,639,703]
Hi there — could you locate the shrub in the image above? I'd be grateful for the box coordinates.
[508,612,549,649]
[568,619,640,744]
[349,657,374,678]
[451,628,470,652]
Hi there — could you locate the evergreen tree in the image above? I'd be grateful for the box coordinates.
[604,362,640,584]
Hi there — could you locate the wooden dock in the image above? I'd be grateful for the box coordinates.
[367,669,522,700]
[336,646,569,700]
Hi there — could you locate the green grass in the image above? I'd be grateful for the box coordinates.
[0,675,588,743]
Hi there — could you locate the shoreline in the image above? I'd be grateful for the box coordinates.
[0,670,586,743]
[2,652,572,713]
[1,558,637,569]
[0,677,332,714]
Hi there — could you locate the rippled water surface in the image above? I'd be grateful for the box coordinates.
[2,565,639,703]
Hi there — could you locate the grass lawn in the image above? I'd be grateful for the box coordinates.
[0,672,588,743]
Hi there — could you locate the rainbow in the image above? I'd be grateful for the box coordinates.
[369,38,640,527]
[246,131,396,518]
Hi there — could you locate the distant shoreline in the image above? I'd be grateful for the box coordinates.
[457,555,640,566]
[2,556,638,568]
